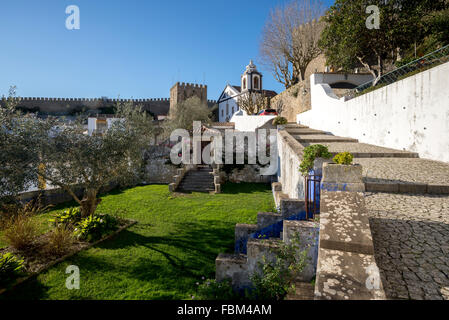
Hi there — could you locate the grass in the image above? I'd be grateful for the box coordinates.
[0,212,53,249]
[0,183,275,300]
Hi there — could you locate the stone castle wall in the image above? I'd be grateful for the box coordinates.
[2,97,171,117]
[169,82,217,116]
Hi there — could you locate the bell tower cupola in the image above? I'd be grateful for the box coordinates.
[241,60,262,93]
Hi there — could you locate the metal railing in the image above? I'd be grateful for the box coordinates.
[354,44,449,93]
[305,173,322,220]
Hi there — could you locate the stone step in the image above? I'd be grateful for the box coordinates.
[293,135,359,143]
[179,182,214,186]
[302,142,419,159]
[286,128,328,135]
[178,186,215,191]
[284,123,308,128]
[179,176,214,181]
[286,282,315,300]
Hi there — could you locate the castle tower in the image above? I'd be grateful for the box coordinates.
[241,60,263,93]
[169,82,208,116]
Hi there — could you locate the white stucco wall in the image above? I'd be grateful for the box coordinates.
[230,114,276,132]
[298,62,449,163]
[312,73,374,88]
[277,131,305,199]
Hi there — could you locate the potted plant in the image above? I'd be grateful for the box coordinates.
[299,144,332,176]
[321,152,365,192]
[272,116,288,130]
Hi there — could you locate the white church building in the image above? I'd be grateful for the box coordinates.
[217,60,277,123]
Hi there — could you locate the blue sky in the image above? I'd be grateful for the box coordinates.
[0,0,334,101]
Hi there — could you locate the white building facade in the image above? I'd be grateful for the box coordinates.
[217,60,276,122]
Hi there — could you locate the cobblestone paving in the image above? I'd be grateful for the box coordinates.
[302,142,417,157]
[365,192,449,300]
[357,158,449,185]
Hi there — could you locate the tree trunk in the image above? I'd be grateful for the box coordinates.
[80,189,101,217]
[372,56,384,87]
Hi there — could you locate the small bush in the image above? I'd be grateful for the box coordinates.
[272,116,288,126]
[73,214,118,242]
[299,144,332,176]
[44,226,75,257]
[333,152,354,165]
[195,278,240,300]
[0,253,24,285]
[1,197,50,230]
[49,207,82,229]
[249,233,309,300]
[3,214,39,251]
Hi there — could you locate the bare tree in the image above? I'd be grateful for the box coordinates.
[236,92,268,115]
[260,0,325,88]
[271,98,285,115]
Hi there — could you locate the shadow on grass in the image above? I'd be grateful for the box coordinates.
[0,219,235,300]
[221,182,271,195]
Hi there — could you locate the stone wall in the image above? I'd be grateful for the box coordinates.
[143,145,179,184]
[314,163,386,300]
[299,62,449,163]
[277,130,305,199]
[270,81,311,122]
[2,97,171,117]
[169,82,217,116]
[269,54,327,122]
[220,165,273,184]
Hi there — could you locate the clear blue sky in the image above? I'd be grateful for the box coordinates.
[0,0,334,101]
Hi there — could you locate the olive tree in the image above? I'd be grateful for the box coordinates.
[0,86,42,201]
[36,101,155,217]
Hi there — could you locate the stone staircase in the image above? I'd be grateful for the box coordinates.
[176,165,215,193]
[282,123,449,195]
[215,193,319,299]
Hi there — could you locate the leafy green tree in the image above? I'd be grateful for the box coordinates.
[163,96,213,134]
[319,0,448,85]
[36,101,155,217]
[0,86,43,201]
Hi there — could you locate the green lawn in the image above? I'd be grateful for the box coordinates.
[1,183,274,300]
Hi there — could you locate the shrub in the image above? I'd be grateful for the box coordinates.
[49,207,82,229]
[43,226,75,257]
[195,278,240,300]
[1,197,50,230]
[0,253,24,285]
[299,144,332,176]
[333,152,354,165]
[248,233,309,300]
[73,214,118,242]
[3,213,38,251]
[272,116,288,126]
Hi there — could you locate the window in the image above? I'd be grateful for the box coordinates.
[254,76,259,89]
[221,109,224,118]
[232,107,235,114]
[226,103,229,114]
[243,78,246,90]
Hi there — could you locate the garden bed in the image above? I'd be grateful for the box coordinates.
[0,219,136,295]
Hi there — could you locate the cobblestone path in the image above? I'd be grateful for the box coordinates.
[365,192,449,300]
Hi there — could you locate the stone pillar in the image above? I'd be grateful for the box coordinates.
[320,163,365,192]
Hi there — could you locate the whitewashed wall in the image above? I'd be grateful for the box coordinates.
[277,131,305,199]
[230,114,276,132]
[298,62,449,163]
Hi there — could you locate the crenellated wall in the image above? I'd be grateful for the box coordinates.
[3,97,171,117]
